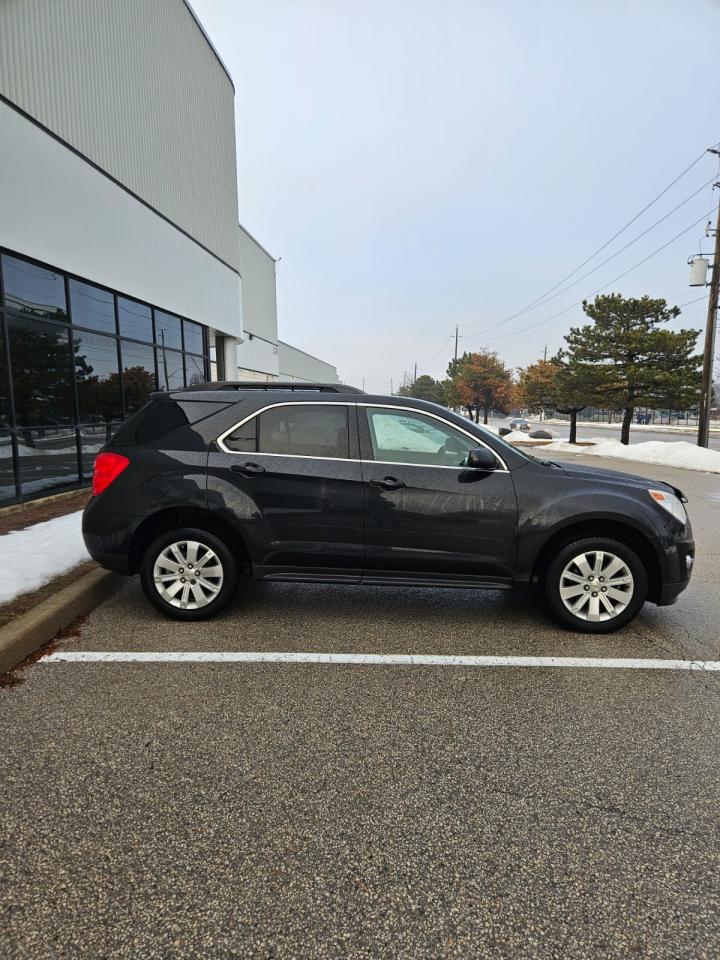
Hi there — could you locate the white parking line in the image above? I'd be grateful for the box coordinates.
[42,651,720,671]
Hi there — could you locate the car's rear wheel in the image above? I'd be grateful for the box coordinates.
[543,537,648,633]
[140,527,237,621]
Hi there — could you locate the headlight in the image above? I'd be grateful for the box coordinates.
[648,489,687,523]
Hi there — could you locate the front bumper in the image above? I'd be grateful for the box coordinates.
[656,537,694,606]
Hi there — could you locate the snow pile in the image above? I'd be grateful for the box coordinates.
[0,510,89,605]
[503,430,538,442]
[542,437,720,474]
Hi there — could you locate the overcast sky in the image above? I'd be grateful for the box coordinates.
[192,0,720,390]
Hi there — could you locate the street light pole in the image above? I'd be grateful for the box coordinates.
[698,177,720,447]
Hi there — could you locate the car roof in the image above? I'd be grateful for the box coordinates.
[156,382,448,409]
[164,380,362,395]
[162,389,460,418]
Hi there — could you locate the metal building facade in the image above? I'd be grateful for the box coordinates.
[0,0,339,505]
[0,0,240,270]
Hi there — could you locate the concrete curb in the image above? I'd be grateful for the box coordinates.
[508,438,596,447]
[0,567,124,675]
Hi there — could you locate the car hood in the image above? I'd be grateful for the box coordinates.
[557,459,676,493]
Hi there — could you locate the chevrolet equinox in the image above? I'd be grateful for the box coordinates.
[82,382,695,633]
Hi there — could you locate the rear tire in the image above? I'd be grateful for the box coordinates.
[543,537,647,633]
[140,527,238,621]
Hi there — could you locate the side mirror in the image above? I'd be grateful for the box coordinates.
[466,447,498,470]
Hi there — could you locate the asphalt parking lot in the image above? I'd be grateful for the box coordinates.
[2,454,719,959]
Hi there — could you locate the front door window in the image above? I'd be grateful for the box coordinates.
[365,408,476,467]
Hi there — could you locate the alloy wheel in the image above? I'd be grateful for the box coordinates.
[152,540,224,610]
[559,550,634,622]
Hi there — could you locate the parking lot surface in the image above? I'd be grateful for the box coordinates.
[2,455,719,959]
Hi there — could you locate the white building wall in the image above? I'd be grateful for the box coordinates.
[236,334,280,381]
[0,0,240,270]
[238,226,278,343]
[0,102,242,336]
[278,341,339,383]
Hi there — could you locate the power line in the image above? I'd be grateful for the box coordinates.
[496,150,707,320]
[421,334,453,367]
[460,147,714,337]
[462,174,717,333]
[461,206,718,343]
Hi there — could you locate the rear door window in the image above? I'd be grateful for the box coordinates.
[224,404,350,459]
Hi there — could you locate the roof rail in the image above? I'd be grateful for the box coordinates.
[180,381,364,394]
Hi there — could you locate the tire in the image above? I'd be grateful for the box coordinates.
[140,526,238,621]
[543,537,648,633]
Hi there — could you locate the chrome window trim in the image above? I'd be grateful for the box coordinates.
[215,400,509,472]
[216,401,353,459]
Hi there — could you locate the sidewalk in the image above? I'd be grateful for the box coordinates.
[543,417,720,435]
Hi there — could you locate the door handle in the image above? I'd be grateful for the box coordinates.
[231,462,265,476]
[369,476,405,491]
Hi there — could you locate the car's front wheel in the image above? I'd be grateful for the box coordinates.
[140,527,238,621]
[543,537,648,633]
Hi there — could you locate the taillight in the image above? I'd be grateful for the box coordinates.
[92,452,130,496]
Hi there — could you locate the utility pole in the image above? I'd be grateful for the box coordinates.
[390,378,393,395]
[454,325,459,363]
[413,362,417,383]
[543,344,547,362]
[698,160,720,448]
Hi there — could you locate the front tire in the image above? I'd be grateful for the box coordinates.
[543,537,648,633]
[140,527,238,621]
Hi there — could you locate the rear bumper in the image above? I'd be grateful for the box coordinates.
[87,546,132,575]
[82,498,134,575]
[83,529,132,575]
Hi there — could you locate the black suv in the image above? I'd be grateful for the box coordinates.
[83,382,694,633]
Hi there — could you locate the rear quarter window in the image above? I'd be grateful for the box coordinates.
[111,399,233,447]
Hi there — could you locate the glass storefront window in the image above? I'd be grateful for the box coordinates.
[69,280,115,334]
[16,426,80,499]
[74,330,123,422]
[154,311,182,351]
[120,341,157,414]
[184,353,207,387]
[7,316,74,427]
[157,348,185,391]
[183,320,205,356]
[2,255,67,322]
[0,320,10,429]
[0,429,17,504]
[118,297,153,343]
[0,251,211,503]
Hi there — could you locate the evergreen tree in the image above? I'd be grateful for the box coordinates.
[553,351,605,444]
[397,374,447,405]
[565,294,702,444]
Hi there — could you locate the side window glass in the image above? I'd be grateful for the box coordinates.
[366,408,475,467]
[223,418,257,452]
[258,405,349,458]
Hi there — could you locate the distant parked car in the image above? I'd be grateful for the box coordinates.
[509,418,532,432]
[83,382,695,633]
